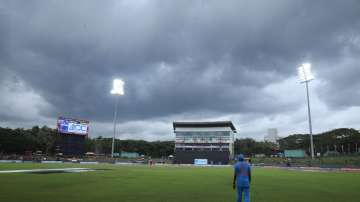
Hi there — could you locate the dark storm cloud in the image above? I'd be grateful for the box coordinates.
[0,5,11,78]
[319,60,360,108]
[1,0,360,126]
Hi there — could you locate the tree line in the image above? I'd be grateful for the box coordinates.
[0,126,59,155]
[1,126,359,157]
[85,137,174,158]
[0,126,276,157]
[0,126,174,158]
[234,138,278,156]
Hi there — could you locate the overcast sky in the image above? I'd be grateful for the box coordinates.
[1,0,360,141]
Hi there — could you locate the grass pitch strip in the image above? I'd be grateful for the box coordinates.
[0,163,359,202]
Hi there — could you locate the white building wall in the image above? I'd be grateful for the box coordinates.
[229,130,235,158]
[264,128,280,143]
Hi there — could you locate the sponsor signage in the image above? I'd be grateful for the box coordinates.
[57,117,89,135]
[194,159,208,165]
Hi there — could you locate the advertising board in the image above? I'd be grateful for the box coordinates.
[194,159,208,165]
[57,117,89,135]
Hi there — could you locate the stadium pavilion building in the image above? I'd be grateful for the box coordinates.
[173,121,237,165]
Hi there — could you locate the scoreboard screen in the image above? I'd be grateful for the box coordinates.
[57,117,89,135]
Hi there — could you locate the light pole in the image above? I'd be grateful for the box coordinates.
[298,63,315,159]
[110,79,125,158]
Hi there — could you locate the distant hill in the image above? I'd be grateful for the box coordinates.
[279,128,360,154]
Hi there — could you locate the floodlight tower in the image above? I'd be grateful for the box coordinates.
[110,79,125,158]
[298,63,315,159]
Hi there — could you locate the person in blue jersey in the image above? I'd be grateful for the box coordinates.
[233,154,251,202]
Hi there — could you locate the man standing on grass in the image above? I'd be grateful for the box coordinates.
[233,154,251,202]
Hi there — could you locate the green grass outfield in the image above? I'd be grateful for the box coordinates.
[0,163,359,202]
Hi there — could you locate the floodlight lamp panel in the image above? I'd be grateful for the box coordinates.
[111,79,125,95]
[302,63,311,69]
[298,63,314,82]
